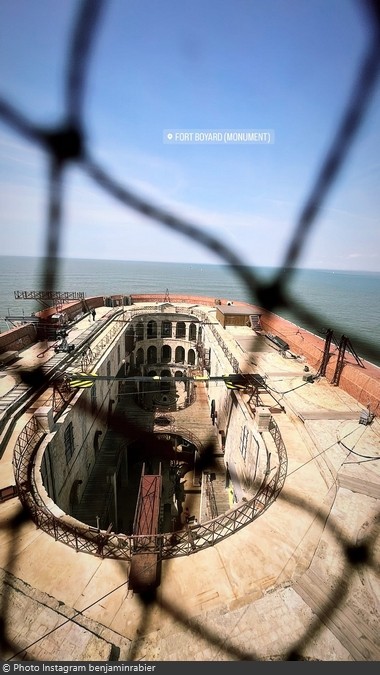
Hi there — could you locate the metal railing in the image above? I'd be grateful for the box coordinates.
[12,405,287,562]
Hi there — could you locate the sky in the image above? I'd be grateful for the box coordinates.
[0,0,379,271]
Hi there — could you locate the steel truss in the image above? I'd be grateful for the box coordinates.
[14,290,85,301]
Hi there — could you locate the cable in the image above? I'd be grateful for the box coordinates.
[37,342,59,358]
[286,426,364,477]
[7,575,130,661]
[339,424,380,461]
[264,379,312,396]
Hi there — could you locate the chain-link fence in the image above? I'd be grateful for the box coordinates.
[0,0,380,662]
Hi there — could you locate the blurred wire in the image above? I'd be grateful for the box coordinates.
[0,0,379,663]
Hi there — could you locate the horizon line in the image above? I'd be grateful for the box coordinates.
[0,254,379,275]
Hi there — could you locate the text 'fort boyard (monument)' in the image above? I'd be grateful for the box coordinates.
[163,129,275,144]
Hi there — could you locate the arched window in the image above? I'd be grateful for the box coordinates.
[93,429,102,453]
[64,423,75,463]
[188,348,196,365]
[135,322,144,341]
[125,325,134,353]
[160,369,171,391]
[136,347,144,367]
[148,370,159,395]
[175,370,183,379]
[176,321,186,339]
[189,323,197,341]
[161,344,172,363]
[147,320,157,339]
[91,383,97,413]
[147,345,157,364]
[175,346,185,363]
[161,320,172,338]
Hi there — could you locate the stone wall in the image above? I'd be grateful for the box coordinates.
[40,331,125,514]
[35,296,104,322]
[0,323,36,353]
[259,310,380,410]
[204,321,266,500]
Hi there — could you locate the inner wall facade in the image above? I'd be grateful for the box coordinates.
[37,306,269,535]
